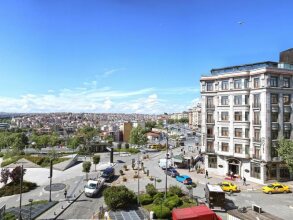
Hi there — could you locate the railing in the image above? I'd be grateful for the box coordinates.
[206,147,215,153]
[252,103,261,108]
[253,120,261,125]
[206,119,215,124]
[253,137,261,142]
[206,104,215,109]
[207,134,215,138]
[252,154,261,160]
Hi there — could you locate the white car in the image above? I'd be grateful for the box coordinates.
[158,158,172,169]
[84,178,105,197]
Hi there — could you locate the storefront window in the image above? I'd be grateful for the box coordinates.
[208,156,217,168]
[251,162,261,179]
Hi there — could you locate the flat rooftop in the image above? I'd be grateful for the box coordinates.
[210,61,278,76]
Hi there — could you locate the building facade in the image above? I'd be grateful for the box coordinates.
[200,50,293,184]
[188,104,201,131]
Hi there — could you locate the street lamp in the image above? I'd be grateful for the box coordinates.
[29,199,33,220]
[164,122,169,200]
[137,153,141,205]
[18,164,24,220]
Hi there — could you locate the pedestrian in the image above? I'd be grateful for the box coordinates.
[243,177,246,186]
[188,165,191,172]
[183,151,185,155]
[64,189,67,199]
[205,170,208,179]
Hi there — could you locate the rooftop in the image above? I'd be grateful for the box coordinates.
[210,61,278,76]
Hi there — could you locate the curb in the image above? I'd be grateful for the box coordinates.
[50,190,84,220]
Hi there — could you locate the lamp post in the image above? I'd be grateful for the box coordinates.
[18,164,24,220]
[29,199,33,220]
[164,125,169,200]
[49,159,53,202]
[137,153,141,205]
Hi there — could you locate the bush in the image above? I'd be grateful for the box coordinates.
[169,185,183,197]
[156,179,161,183]
[119,170,124,175]
[163,195,183,209]
[192,182,197,188]
[122,177,127,182]
[0,181,37,197]
[123,165,127,171]
[0,152,4,157]
[139,194,153,205]
[145,183,157,197]
[152,205,171,219]
[103,186,136,210]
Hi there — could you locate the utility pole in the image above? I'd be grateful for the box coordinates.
[137,152,140,205]
[18,164,23,220]
[49,159,53,202]
[164,126,169,199]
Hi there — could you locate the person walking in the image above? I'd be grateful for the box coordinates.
[243,177,246,186]
[64,189,67,199]
[205,170,208,179]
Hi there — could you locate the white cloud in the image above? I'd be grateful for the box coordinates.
[102,68,125,77]
[0,83,199,114]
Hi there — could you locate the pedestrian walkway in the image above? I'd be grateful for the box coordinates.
[176,167,263,192]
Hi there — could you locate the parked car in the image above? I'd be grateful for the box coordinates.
[101,167,115,182]
[84,178,105,197]
[262,182,291,194]
[176,175,192,184]
[164,167,179,177]
[218,181,239,193]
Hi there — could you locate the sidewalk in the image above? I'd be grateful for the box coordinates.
[177,167,263,192]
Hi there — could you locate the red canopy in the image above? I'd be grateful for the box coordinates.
[172,205,222,220]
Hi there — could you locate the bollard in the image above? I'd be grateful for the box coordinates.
[147,170,149,176]
[61,205,64,209]
[54,212,56,215]
[74,194,76,198]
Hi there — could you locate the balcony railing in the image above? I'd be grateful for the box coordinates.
[252,154,261,160]
[206,104,215,109]
[253,120,261,125]
[253,103,261,108]
[206,119,215,124]
[207,134,215,138]
[206,147,215,153]
[253,137,261,142]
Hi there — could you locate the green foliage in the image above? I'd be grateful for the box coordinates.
[169,185,183,197]
[163,195,183,209]
[145,121,157,132]
[77,126,100,143]
[24,156,68,167]
[1,156,22,167]
[82,161,92,173]
[0,152,4,157]
[93,155,100,165]
[168,118,189,124]
[0,131,28,150]
[145,183,157,197]
[139,194,153,205]
[103,186,136,210]
[0,181,37,197]
[152,205,171,219]
[277,139,293,172]
[4,212,16,220]
[129,125,148,146]
[67,136,82,149]
[191,182,197,188]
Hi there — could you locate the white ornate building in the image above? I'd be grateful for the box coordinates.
[200,49,293,184]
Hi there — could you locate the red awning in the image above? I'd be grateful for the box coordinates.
[172,205,222,220]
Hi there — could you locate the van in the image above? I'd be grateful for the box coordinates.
[84,178,105,197]
[205,184,226,211]
[158,158,172,169]
[101,167,115,182]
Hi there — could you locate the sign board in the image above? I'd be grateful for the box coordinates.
[0,205,5,219]
[106,147,112,151]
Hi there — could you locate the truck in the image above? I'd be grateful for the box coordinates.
[158,158,172,169]
[205,184,226,211]
[84,178,105,197]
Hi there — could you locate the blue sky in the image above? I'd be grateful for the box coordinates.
[0,0,292,113]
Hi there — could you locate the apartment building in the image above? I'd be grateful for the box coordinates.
[188,104,201,131]
[200,49,293,184]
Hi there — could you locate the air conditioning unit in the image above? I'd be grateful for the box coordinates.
[252,204,262,213]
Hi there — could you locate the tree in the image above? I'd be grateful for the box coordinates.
[0,168,10,185]
[145,183,158,197]
[129,125,148,147]
[145,121,157,132]
[82,161,92,180]
[67,136,81,149]
[277,139,293,172]
[10,166,26,183]
[92,155,100,171]
[103,186,136,210]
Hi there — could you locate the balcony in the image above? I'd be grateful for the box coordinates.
[271,105,279,112]
[206,119,215,124]
[252,103,261,108]
[207,134,215,139]
[206,147,215,154]
[284,123,291,130]
[253,120,261,126]
[271,123,279,130]
[252,154,262,160]
[253,137,261,142]
[206,104,215,109]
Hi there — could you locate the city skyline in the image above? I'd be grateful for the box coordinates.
[1,0,293,113]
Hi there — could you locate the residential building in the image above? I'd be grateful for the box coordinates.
[188,103,201,130]
[200,49,293,184]
[120,122,133,143]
